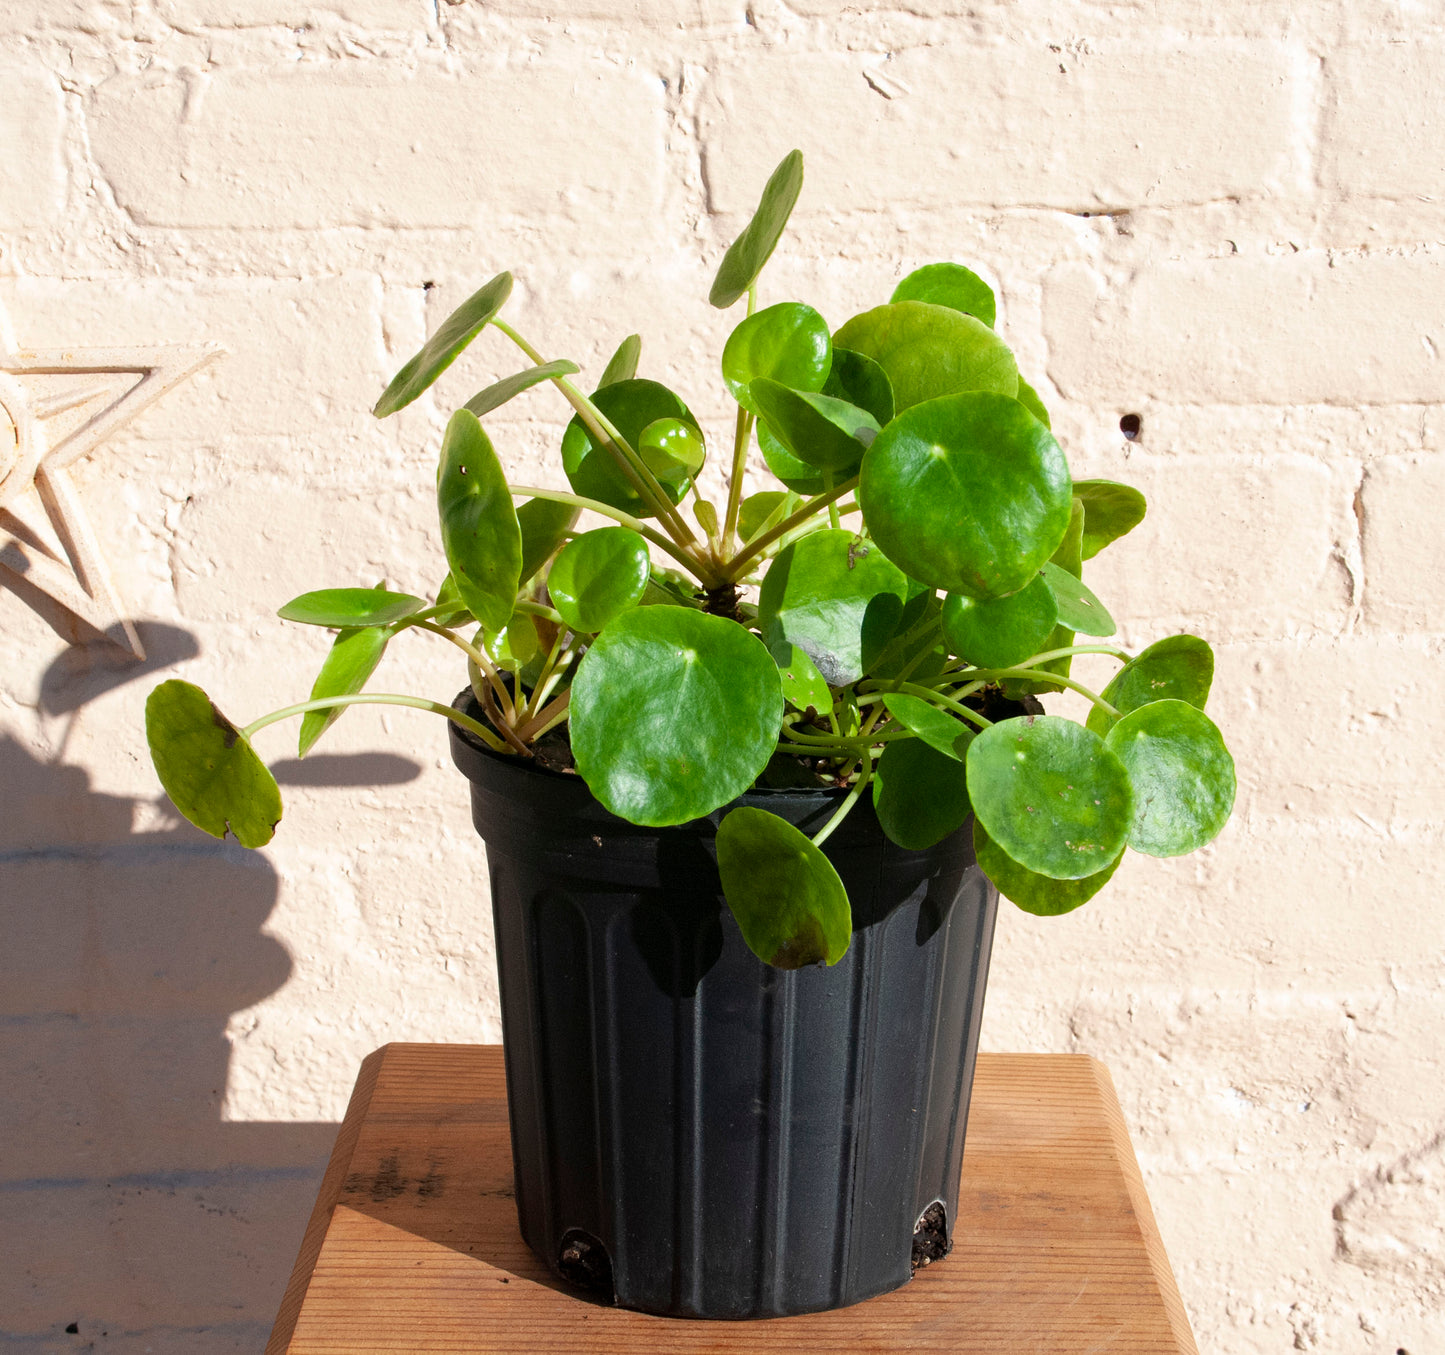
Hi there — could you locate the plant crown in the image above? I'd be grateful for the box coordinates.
[146,150,1235,969]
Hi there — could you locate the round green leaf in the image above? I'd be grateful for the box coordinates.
[546,527,651,634]
[867,588,947,681]
[859,592,905,674]
[722,303,832,415]
[710,149,805,309]
[373,271,512,417]
[1074,479,1148,560]
[739,490,792,542]
[966,716,1131,879]
[1041,561,1115,637]
[973,820,1121,917]
[771,638,832,714]
[890,262,996,328]
[277,587,425,628]
[560,378,699,517]
[1087,635,1215,737]
[833,300,1017,413]
[570,606,784,826]
[749,379,876,472]
[758,528,910,686]
[873,737,972,850]
[146,680,282,848]
[759,422,827,495]
[639,417,706,476]
[942,573,1058,669]
[881,693,974,761]
[822,347,895,426]
[298,624,391,756]
[517,497,580,587]
[859,391,1073,599]
[437,409,522,634]
[717,807,852,968]
[1016,375,1051,428]
[597,333,641,389]
[1104,700,1235,857]
[464,359,579,419]
[483,604,542,672]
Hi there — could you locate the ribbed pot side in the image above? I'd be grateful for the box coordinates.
[449,718,998,1320]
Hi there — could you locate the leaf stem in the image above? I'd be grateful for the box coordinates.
[514,687,570,743]
[959,667,1121,718]
[723,475,859,579]
[493,318,697,548]
[887,681,994,731]
[470,662,532,755]
[241,693,510,754]
[811,756,873,849]
[507,484,720,583]
[780,720,908,749]
[405,617,514,719]
[524,628,572,722]
[1024,643,1133,666]
[722,405,755,551]
[824,470,841,530]
[512,599,564,625]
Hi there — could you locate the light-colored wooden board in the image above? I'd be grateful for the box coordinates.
[267,1046,1198,1354]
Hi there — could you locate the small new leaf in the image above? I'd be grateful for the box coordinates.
[373,271,513,417]
[464,359,579,418]
[298,625,391,756]
[277,587,425,628]
[597,334,641,388]
[710,149,805,309]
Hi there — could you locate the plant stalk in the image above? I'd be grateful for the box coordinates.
[956,668,1121,718]
[241,693,510,754]
[492,319,698,548]
[723,475,859,579]
[722,406,755,552]
[811,756,874,849]
[508,484,722,584]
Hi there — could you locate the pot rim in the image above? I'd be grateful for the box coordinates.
[448,686,852,803]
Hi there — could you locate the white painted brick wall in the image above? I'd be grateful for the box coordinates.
[2,4,1443,1353]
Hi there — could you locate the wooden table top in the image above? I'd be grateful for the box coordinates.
[266,1044,1197,1354]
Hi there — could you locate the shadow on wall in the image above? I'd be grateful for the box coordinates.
[1,631,359,1355]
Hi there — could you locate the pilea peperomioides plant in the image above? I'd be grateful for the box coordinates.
[147,150,1235,969]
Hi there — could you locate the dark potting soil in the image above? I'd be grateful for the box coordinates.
[910,1201,952,1273]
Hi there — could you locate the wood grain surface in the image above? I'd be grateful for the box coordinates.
[266,1045,1198,1354]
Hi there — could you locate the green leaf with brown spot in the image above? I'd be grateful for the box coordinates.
[146,680,282,848]
[717,806,852,968]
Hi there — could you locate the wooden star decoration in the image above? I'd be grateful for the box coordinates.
[0,326,221,661]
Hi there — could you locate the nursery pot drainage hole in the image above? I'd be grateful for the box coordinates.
[556,1228,615,1301]
[911,1201,952,1273]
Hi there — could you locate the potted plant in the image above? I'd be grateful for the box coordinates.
[146,150,1234,1319]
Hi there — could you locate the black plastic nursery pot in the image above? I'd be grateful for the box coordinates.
[449,702,999,1320]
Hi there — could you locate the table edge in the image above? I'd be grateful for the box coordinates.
[1084,1057,1201,1355]
[264,1045,388,1355]
[266,1046,1198,1354]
